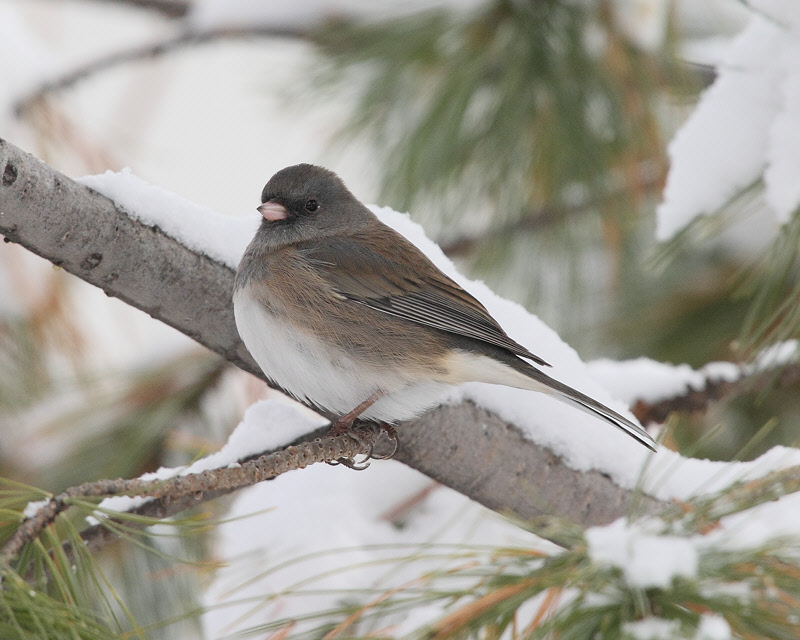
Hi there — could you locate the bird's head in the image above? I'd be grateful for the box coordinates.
[256,164,370,245]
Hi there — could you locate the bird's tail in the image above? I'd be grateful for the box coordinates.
[447,349,657,451]
[537,372,656,451]
[493,355,657,451]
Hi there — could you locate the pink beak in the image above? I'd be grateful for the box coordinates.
[257,200,288,221]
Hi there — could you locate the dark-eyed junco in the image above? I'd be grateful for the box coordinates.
[233,164,656,451]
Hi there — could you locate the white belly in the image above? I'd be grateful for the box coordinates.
[233,287,450,422]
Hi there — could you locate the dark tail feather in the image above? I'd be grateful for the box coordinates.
[528,368,657,451]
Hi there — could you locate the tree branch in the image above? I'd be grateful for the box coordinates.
[60,359,800,560]
[439,161,664,257]
[631,362,800,425]
[14,25,310,117]
[1,428,378,564]
[0,138,666,547]
[95,0,191,18]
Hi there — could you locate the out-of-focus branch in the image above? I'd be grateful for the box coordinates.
[440,161,664,257]
[0,137,666,548]
[97,0,191,18]
[14,25,311,117]
[631,362,800,425]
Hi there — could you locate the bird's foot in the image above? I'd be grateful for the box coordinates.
[326,420,376,471]
[326,415,358,438]
[325,421,399,470]
[369,422,399,460]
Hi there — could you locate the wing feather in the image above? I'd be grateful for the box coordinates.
[299,234,550,367]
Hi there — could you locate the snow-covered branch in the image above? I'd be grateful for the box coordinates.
[588,346,800,426]
[0,137,666,536]
[632,361,800,425]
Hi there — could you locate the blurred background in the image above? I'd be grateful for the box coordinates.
[2,0,800,636]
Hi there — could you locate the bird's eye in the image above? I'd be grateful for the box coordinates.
[305,199,318,212]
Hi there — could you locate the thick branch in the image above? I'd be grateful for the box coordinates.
[0,138,665,541]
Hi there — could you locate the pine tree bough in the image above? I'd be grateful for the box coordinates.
[0,138,667,546]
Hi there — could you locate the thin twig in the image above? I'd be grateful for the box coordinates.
[379,481,440,524]
[1,429,377,564]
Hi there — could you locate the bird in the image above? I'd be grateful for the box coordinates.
[233,164,657,453]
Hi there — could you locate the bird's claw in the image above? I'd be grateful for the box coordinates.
[331,455,371,471]
[369,423,399,460]
[324,420,400,470]
[325,422,373,470]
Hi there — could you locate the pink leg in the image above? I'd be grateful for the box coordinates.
[328,391,386,436]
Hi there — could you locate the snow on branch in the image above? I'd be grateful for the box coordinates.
[589,342,800,424]
[0,137,667,540]
[657,3,800,240]
[5,137,800,557]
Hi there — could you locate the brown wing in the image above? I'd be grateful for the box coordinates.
[298,230,550,367]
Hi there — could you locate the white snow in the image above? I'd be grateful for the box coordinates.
[618,616,731,640]
[622,618,682,640]
[656,6,800,240]
[695,615,732,640]
[22,499,51,520]
[704,489,800,552]
[674,0,749,40]
[77,168,260,269]
[589,340,798,405]
[588,357,739,405]
[764,42,800,221]
[87,399,326,522]
[749,1,800,29]
[587,489,800,603]
[201,427,547,638]
[587,518,699,588]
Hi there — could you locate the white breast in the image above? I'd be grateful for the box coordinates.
[233,286,450,422]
